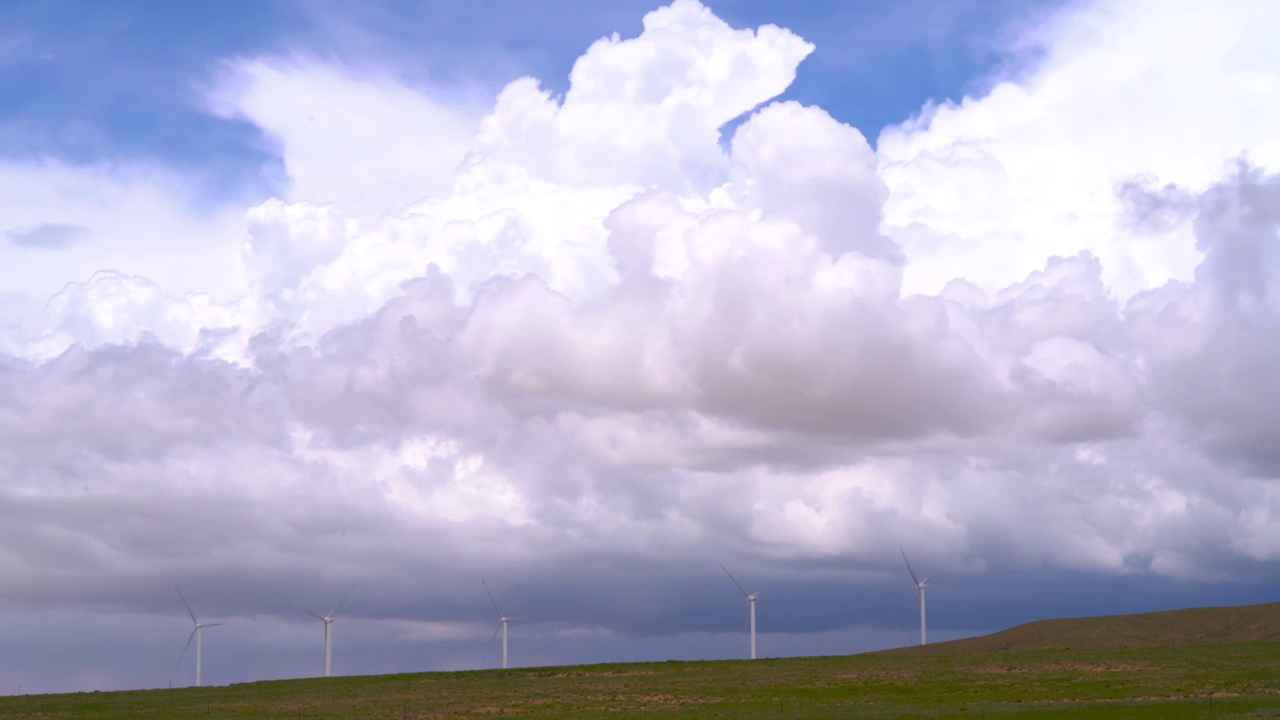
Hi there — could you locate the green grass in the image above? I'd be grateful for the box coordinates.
[2,642,1279,719]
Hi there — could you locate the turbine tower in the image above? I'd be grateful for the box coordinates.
[482,578,510,669]
[719,564,760,660]
[901,548,934,645]
[306,582,358,678]
[175,585,222,687]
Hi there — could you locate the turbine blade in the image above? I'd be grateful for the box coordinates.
[900,547,920,586]
[176,627,197,669]
[305,610,326,622]
[175,584,198,625]
[922,575,934,586]
[328,581,359,619]
[482,577,504,618]
[482,622,502,663]
[203,622,224,628]
[719,563,749,598]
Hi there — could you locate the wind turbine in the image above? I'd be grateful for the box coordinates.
[901,548,934,645]
[305,582,358,678]
[175,585,222,687]
[482,578,511,669]
[719,564,759,660]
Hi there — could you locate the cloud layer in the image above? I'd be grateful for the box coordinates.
[1,0,1279,693]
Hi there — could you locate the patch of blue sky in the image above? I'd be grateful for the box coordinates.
[0,0,1066,202]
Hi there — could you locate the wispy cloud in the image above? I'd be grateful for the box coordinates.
[4,222,89,249]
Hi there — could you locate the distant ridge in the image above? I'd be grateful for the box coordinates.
[876,601,1280,656]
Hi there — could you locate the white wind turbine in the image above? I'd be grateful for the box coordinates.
[305,582,358,678]
[175,585,222,687]
[482,578,512,669]
[901,547,934,645]
[719,564,760,660]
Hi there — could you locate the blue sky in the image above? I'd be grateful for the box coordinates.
[1,0,1062,196]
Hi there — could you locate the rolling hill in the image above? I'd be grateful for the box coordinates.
[2,602,1278,718]
[878,600,1280,656]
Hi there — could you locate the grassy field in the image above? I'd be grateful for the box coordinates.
[3,604,1279,718]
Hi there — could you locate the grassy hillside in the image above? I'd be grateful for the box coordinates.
[4,644,1279,718]
[879,601,1280,656]
[2,604,1279,718]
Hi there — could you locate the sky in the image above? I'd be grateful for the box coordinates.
[1,0,1280,696]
